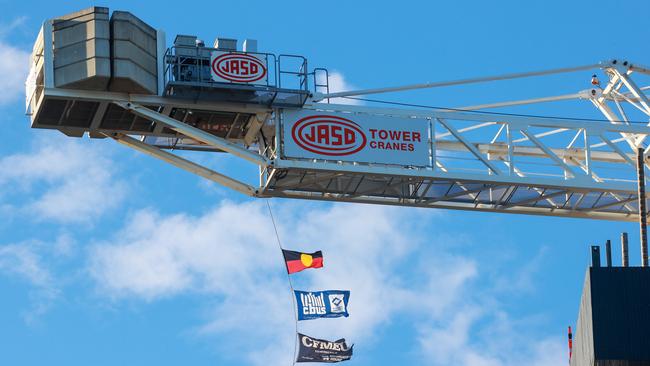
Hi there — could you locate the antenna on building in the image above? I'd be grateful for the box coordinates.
[637,147,649,267]
[591,245,601,267]
[621,232,629,267]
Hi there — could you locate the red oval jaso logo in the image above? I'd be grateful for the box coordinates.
[212,53,267,83]
[291,115,367,156]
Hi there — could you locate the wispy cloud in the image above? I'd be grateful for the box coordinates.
[0,18,30,106]
[0,137,128,224]
[316,71,362,105]
[0,237,68,323]
[87,200,560,366]
[0,17,27,37]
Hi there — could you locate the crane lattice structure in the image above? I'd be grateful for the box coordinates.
[26,7,650,221]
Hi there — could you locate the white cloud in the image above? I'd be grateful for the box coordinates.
[0,36,30,106]
[416,286,565,366]
[89,201,281,300]
[89,201,297,365]
[0,242,53,287]
[317,71,362,105]
[0,137,127,223]
[88,200,560,366]
[0,238,63,323]
[0,17,27,38]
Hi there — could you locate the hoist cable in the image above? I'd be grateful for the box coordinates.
[340,96,650,125]
[266,200,298,366]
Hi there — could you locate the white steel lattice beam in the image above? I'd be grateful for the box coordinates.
[437,118,502,175]
[598,133,636,167]
[585,194,636,211]
[501,189,569,209]
[423,184,495,204]
[519,129,583,179]
[615,69,650,117]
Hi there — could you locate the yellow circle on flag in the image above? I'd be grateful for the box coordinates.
[300,253,314,267]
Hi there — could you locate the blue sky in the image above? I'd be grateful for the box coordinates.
[1,1,649,365]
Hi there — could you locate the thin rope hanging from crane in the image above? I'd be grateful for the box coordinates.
[265,200,299,366]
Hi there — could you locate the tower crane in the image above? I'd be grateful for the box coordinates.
[25,7,650,221]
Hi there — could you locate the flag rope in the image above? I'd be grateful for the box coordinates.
[266,200,299,366]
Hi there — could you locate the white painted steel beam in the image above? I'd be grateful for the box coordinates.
[437,118,502,175]
[456,92,586,111]
[317,64,601,100]
[272,158,637,194]
[43,87,271,114]
[42,21,54,89]
[615,69,650,117]
[305,103,650,135]
[501,189,569,209]
[519,129,583,179]
[111,133,258,196]
[265,188,638,221]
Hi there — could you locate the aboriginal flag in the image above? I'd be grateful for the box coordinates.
[282,250,323,274]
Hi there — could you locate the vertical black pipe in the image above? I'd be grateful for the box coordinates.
[606,240,612,267]
[591,245,601,267]
[621,232,629,267]
[637,147,648,267]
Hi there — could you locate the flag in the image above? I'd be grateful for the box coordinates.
[294,290,350,321]
[282,249,323,274]
[297,333,353,363]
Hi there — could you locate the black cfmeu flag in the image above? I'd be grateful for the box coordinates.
[297,333,353,363]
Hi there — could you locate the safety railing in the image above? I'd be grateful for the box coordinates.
[164,46,312,93]
[312,68,330,102]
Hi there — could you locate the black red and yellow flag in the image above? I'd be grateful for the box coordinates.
[282,250,323,274]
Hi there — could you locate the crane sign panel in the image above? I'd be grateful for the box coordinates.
[210,51,268,85]
[282,110,430,166]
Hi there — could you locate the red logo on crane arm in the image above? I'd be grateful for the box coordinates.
[291,115,367,156]
[212,53,267,82]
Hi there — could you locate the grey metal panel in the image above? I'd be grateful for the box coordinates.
[572,267,650,366]
[173,35,197,47]
[111,11,157,54]
[572,269,595,366]
[52,7,111,90]
[112,40,157,72]
[53,58,111,90]
[214,37,237,51]
[53,39,110,67]
[111,59,158,93]
[53,21,109,48]
[52,7,109,30]
[591,268,650,361]
[109,11,158,94]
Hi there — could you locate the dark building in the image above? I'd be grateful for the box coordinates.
[571,267,650,366]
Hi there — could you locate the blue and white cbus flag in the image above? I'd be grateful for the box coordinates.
[294,290,350,321]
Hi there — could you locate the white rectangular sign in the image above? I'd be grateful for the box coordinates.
[210,51,268,86]
[282,109,430,166]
